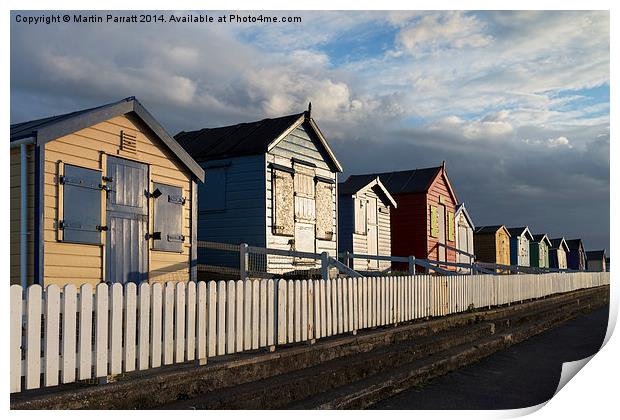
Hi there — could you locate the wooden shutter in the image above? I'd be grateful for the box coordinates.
[272,169,294,236]
[293,165,316,221]
[60,164,103,245]
[315,181,333,240]
[447,211,454,242]
[430,205,438,238]
[153,183,185,252]
[354,197,367,234]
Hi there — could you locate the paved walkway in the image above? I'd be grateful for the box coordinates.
[372,304,609,410]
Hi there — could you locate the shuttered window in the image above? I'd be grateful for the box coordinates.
[202,167,227,211]
[294,166,316,222]
[447,211,455,242]
[153,183,185,252]
[315,181,334,240]
[272,169,294,236]
[60,164,103,245]
[430,205,438,238]
[354,197,367,234]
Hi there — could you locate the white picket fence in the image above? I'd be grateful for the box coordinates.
[10,272,609,393]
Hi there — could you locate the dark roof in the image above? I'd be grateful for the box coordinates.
[338,177,397,207]
[342,167,443,196]
[475,225,507,235]
[175,112,303,161]
[586,250,606,260]
[339,176,377,195]
[11,103,111,141]
[566,239,584,250]
[11,97,204,181]
[507,227,532,239]
[532,234,552,246]
[550,238,568,250]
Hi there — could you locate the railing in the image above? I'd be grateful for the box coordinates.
[10,271,610,393]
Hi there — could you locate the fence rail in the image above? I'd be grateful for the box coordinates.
[10,271,609,393]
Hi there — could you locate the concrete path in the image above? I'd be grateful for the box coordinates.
[372,304,609,410]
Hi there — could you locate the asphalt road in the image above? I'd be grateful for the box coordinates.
[372,304,610,410]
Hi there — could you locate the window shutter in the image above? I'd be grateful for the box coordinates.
[447,211,455,242]
[153,183,185,252]
[354,197,367,234]
[430,205,438,238]
[272,169,294,236]
[60,164,103,245]
[315,181,334,240]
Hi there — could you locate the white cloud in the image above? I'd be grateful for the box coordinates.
[547,136,573,148]
[395,11,492,54]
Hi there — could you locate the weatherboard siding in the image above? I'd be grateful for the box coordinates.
[266,123,338,273]
[10,146,36,286]
[426,173,457,263]
[42,115,193,287]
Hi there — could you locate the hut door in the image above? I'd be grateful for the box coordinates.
[458,225,468,264]
[293,165,316,265]
[438,205,446,262]
[105,156,149,284]
[366,197,379,270]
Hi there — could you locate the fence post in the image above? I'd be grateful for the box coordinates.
[345,251,352,269]
[321,252,330,280]
[408,256,415,275]
[240,243,249,280]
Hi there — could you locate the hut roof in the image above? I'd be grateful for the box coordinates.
[586,250,606,260]
[10,96,204,181]
[339,176,397,208]
[175,108,343,171]
[550,237,569,251]
[475,225,511,237]
[532,234,552,247]
[507,227,534,240]
[343,164,458,203]
[566,239,584,251]
[455,203,475,229]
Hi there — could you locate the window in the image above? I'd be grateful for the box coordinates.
[447,211,455,242]
[354,197,367,234]
[152,183,185,252]
[59,164,103,245]
[272,169,294,236]
[201,166,227,212]
[315,181,334,240]
[430,205,438,238]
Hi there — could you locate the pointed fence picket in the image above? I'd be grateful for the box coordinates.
[10,272,609,393]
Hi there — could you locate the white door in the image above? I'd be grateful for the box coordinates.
[293,166,316,265]
[366,197,378,270]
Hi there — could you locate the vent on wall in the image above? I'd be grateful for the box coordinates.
[120,130,137,154]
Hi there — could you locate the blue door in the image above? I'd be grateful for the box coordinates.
[105,156,149,284]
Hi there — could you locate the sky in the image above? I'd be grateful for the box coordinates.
[10,10,610,251]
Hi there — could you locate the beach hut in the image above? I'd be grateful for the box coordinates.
[507,227,533,267]
[454,203,475,269]
[530,234,552,269]
[565,239,586,271]
[341,162,459,270]
[175,104,343,276]
[10,97,205,288]
[549,238,569,270]
[586,250,606,272]
[338,177,397,272]
[473,225,511,268]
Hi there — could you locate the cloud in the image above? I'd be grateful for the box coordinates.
[395,11,492,54]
